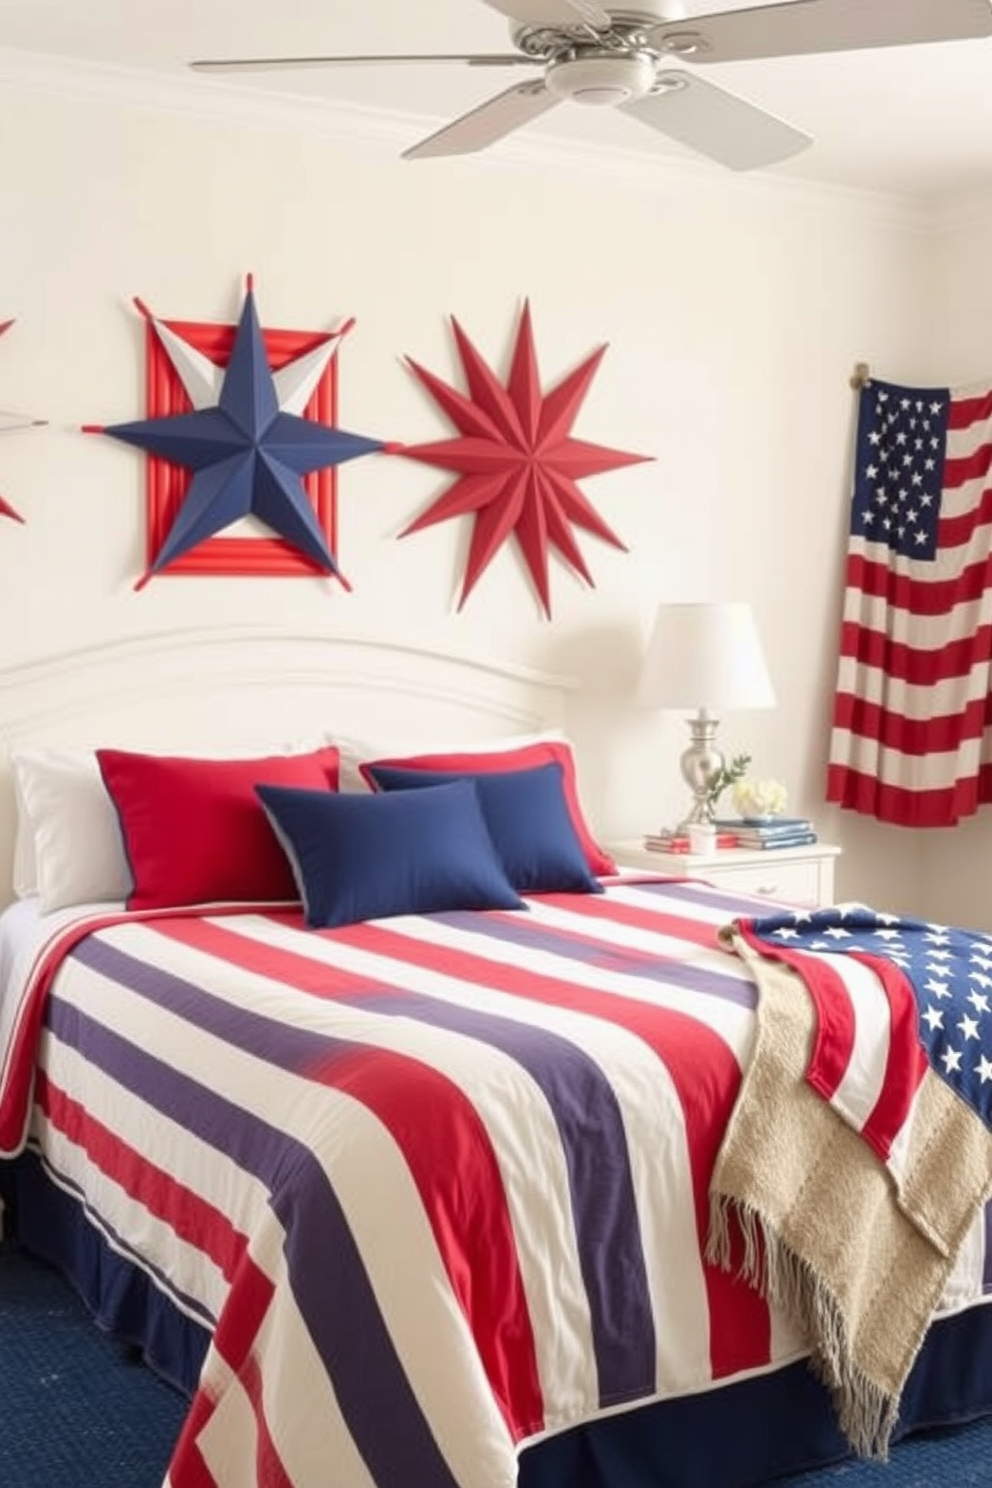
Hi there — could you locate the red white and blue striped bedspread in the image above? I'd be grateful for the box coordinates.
[0,877,987,1488]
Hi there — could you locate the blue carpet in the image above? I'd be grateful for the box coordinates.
[0,1238,187,1488]
[778,1415,992,1488]
[3,1234,992,1488]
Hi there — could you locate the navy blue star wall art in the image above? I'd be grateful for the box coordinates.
[0,318,47,526]
[83,277,387,588]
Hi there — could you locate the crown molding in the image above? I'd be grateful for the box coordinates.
[0,47,407,145]
[0,45,932,233]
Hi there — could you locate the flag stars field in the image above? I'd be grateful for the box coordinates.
[739,906,992,1133]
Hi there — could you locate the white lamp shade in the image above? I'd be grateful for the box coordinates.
[638,601,776,712]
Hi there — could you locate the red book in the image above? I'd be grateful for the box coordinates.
[643,833,739,853]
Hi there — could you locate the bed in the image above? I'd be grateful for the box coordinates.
[2,626,992,1488]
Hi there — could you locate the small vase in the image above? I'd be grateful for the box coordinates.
[688,823,718,854]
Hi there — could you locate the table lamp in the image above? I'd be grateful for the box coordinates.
[638,600,775,832]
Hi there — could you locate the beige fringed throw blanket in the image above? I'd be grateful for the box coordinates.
[709,914,992,1459]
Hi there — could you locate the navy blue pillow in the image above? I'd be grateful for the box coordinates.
[256,778,525,929]
[364,761,603,896]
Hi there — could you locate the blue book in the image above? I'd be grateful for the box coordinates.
[715,816,814,836]
[736,832,818,850]
[739,815,813,830]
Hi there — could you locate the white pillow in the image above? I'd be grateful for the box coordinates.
[12,766,39,898]
[12,748,132,913]
[12,737,331,914]
[332,729,566,794]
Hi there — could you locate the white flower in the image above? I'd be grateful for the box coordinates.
[731,777,788,818]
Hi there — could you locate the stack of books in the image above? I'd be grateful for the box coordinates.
[643,830,740,854]
[715,816,818,849]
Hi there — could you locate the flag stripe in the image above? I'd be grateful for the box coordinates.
[837,614,992,687]
[831,686,992,755]
[812,955,892,1133]
[856,954,931,1160]
[826,758,992,828]
[842,546,992,619]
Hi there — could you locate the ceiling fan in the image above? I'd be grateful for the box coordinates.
[189,0,992,172]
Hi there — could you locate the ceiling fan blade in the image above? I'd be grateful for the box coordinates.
[478,0,612,29]
[620,70,811,170]
[403,81,560,159]
[647,0,992,66]
[189,52,528,74]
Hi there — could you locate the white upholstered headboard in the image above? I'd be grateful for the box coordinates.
[0,626,575,906]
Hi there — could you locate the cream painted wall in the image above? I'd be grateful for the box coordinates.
[0,62,957,914]
[908,201,992,932]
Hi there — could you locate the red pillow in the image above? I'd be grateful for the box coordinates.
[358,740,615,877]
[96,746,341,911]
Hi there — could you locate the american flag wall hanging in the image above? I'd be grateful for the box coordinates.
[827,372,992,827]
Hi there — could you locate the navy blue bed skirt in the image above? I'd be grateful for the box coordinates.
[5,1149,992,1488]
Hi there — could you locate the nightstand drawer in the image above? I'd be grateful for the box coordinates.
[709,858,820,904]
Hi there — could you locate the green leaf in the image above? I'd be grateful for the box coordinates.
[705,752,752,808]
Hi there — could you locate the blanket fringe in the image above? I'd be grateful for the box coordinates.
[707,1193,899,1460]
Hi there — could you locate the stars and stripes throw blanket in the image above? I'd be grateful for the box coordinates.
[711,904,992,1458]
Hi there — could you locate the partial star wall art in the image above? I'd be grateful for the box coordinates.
[85,277,387,587]
[0,318,47,526]
[398,300,653,619]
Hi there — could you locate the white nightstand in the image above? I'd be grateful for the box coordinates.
[609,839,842,909]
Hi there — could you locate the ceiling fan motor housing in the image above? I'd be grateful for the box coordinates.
[545,49,656,106]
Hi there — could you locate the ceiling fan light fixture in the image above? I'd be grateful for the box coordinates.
[545,50,656,106]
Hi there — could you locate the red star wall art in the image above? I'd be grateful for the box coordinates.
[84,277,387,588]
[398,300,653,618]
[0,319,47,525]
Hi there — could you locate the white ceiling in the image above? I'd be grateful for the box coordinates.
[3,0,992,203]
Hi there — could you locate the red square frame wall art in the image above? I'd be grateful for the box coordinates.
[84,277,387,588]
[144,312,343,582]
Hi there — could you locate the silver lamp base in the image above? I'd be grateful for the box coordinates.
[675,709,724,835]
